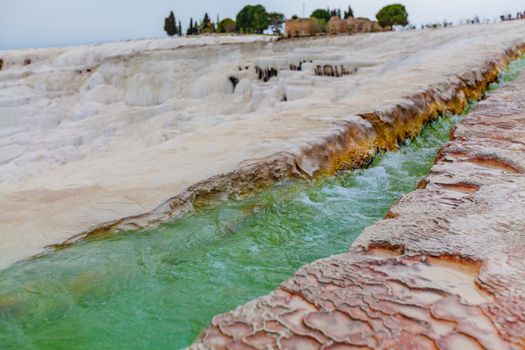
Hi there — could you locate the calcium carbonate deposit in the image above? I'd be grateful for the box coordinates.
[1,21,525,268]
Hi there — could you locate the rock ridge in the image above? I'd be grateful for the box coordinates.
[63,44,525,248]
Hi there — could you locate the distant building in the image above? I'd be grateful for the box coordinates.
[327,17,385,34]
[284,18,319,38]
[349,17,385,33]
[285,16,386,38]
[326,17,350,35]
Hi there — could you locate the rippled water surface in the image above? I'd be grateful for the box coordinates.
[1,56,523,350]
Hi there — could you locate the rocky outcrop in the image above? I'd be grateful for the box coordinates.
[284,19,322,38]
[190,57,525,350]
[326,17,350,35]
[348,17,384,33]
[287,16,385,37]
[327,16,385,35]
[313,64,357,77]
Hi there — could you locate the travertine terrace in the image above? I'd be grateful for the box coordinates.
[191,61,525,350]
[1,21,525,268]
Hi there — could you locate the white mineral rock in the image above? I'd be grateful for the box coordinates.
[0,22,525,268]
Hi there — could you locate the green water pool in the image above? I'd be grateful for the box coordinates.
[0,56,523,350]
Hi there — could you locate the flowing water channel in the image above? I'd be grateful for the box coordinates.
[0,57,523,350]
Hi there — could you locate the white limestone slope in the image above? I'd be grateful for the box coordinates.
[0,22,524,269]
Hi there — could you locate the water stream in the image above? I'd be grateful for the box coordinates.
[0,56,523,350]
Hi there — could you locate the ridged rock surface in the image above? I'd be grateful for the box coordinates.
[190,70,525,348]
[1,22,525,269]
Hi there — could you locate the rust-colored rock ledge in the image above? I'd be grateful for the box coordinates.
[190,61,525,348]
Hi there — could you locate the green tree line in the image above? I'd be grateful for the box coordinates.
[163,5,285,36]
[164,3,408,37]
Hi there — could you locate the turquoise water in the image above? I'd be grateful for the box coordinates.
[0,56,523,350]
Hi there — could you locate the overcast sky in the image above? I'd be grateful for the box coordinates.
[1,0,524,50]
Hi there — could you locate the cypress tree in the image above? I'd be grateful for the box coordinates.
[344,6,354,19]
[187,17,194,35]
[194,21,200,34]
[164,11,177,36]
[203,13,211,26]
[202,13,212,32]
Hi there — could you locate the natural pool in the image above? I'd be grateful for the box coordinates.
[1,56,523,350]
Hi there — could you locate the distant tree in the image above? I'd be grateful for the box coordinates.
[218,18,237,33]
[329,9,341,19]
[344,5,354,19]
[194,20,200,34]
[318,18,328,32]
[268,12,285,34]
[291,14,299,20]
[236,4,270,34]
[310,9,331,22]
[201,12,214,33]
[178,20,182,36]
[164,11,178,36]
[187,17,196,35]
[376,4,409,27]
[309,17,323,35]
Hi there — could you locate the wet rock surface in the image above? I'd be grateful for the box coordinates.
[2,22,525,269]
[190,69,525,349]
[57,45,525,249]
